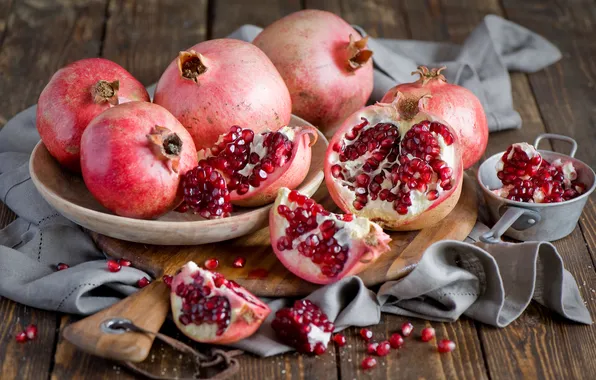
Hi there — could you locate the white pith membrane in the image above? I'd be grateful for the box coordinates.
[171,261,268,341]
[327,106,457,221]
[271,188,388,281]
[198,126,297,195]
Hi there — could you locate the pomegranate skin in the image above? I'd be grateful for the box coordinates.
[36,58,149,172]
[80,102,197,219]
[153,39,292,150]
[253,10,374,137]
[381,67,487,169]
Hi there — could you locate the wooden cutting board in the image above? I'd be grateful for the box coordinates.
[93,174,477,297]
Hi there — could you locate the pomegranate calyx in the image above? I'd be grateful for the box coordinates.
[413,66,447,86]
[146,125,183,173]
[347,34,373,70]
[91,80,119,105]
[394,91,431,120]
[178,50,208,83]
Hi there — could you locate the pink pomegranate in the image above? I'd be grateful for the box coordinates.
[270,188,391,284]
[153,39,292,150]
[324,93,464,231]
[271,299,334,355]
[492,142,586,203]
[197,125,318,207]
[37,58,149,172]
[170,262,271,344]
[253,9,374,137]
[381,66,487,169]
[80,102,197,219]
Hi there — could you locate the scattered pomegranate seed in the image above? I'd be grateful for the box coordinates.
[360,328,373,341]
[162,275,173,288]
[437,339,456,353]
[375,340,391,356]
[421,327,435,342]
[361,356,377,370]
[15,331,27,343]
[119,259,132,267]
[313,342,326,355]
[204,258,219,270]
[56,263,69,271]
[389,333,404,349]
[106,259,121,272]
[333,333,346,346]
[232,256,246,268]
[25,324,38,340]
[137,277,151,288]
[367,342,378,354]
[401,322,413,337]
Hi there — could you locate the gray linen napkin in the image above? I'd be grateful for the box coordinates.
[2,15,587,359]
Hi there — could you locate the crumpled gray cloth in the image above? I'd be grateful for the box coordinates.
[2,15,587,359]
[229,14,561,132]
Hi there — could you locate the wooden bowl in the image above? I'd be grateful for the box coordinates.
[29,116,327,245]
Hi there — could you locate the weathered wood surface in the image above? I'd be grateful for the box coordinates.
[0,0,595,379]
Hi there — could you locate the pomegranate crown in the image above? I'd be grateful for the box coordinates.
[146,125,183,173]
[413,66,447,86]
[178,50,208,83]
[379,90,431,121]
[347,34,373,70]
[91,80,119,105]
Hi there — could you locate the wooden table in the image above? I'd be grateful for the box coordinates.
[1,0,595,379]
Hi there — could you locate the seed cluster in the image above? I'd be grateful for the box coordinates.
[181,164,233,219]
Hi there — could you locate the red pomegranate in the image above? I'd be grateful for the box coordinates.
[37,58,149,172]
[80,102,197,219]
[270,188,391,284]
[197,125,318,207]
[170,262,271,344]
[153,39,292,150]
[381,66,487,169]
[324,93,464,231]
[253,9,374,137]
[492,142,586,203]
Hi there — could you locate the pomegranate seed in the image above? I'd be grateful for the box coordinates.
[119,259,132,267]
[232,256,246,268]
[56,263,69,271]
[361,356,377,370]
[181,164,232,219]
[367,342,378,354]
[15,331,27,343]
[25,324,38,340]
[162,275,173,288]
[204,258,219,270]
[333,333,346,346]
[107,259,121,272]
[421,327,435,342]
[360,328,373,341]
[137,277,151,288]
[313,342,326,355]
[389,333,404,348]
[376,340,391,356]
[438,339,456,353]
[401,322,413,337]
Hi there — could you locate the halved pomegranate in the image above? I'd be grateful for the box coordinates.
[198,125,318,207]
[493,142,586,203]
[324,94,463,231]
[270,188,391,284]
[170,262,271,344]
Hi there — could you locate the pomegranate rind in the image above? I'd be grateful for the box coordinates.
[170,261,271,344]
[324,101,463,231]
[269,188,391,284]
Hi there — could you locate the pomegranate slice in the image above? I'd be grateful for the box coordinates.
[170,262,270,344]
[198,125,318,207]
[324,93,464,231]
[270,188,391,284]
[492,143,586,203]
[271,299,334,354]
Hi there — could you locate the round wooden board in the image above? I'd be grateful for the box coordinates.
[93,174,478,297]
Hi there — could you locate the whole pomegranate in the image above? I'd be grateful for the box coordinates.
[37,58,149,172]
[170,262,271,344]
[253,9,374,137]
[324,93,464,231]
[270,188,391,284]
[153,39,292,150]
[80,102,197,219]
[197,125,318,207]
[381,66,487,169]
[492,142,586,203]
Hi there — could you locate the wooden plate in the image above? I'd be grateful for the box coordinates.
[29,115,327,245]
